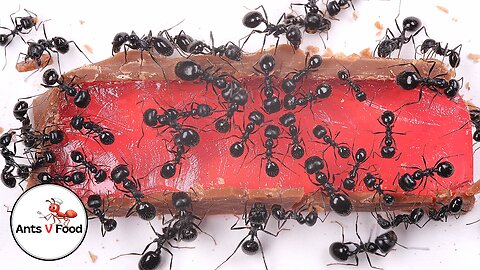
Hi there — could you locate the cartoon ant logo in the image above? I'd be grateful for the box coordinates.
[37,198,78,226]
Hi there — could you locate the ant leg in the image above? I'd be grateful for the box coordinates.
[214,235,250,270]
[365,253,383,270]
[256,236,269,270]
[162,247,174,270]
[66,40,93,63]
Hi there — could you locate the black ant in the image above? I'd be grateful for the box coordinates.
[469,108,480,144]
[42,68,91,108]
[363,173,395,205]
[289,1,331,36]
[241,6,302,52]
[254,54,281,114]
[279,112,305,159]
[143,102,213,129]
[20,128,64,150]
[109,164,157,221]
[177,31,242,62]
[419,38,462,68]
[111,30,174,62]
[21,24,91,73]
[255,124,284,177]
[70,150,107,183]
[30,149,55,170]
[338,69,366,102]
[373,110,405,159]
[375,16,426,58]
[160,142,188,179]
[215,202,280,270]
[86,194,117,237]
[0,8,39,67]
[214,87,248,133]
[281,54,322,93]
[230,110,264,158]
[271,203,324,229]
[423,196,464,225]
[1,131,26,188]
[305,158,352,216]
[398,156,454,192]
[174,59,231,97]
[329,215,399,269]
[70,115,115,145]
[372,207,425,229]
[342,148,369,191]
[112,224,178,270]
[326,0,355,18]
[283,83,332,112]
[163,192,215,243]
[396,62,463,108]
[37,171,86,185]
[312,124,351,160]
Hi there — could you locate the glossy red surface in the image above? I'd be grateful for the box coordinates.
[48,77,473,199]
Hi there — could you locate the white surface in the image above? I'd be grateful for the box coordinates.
[0,0,480,269]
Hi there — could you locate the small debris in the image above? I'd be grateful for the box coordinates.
[217,177,225,185]
[352,11,358,20]
[436,5,449,14]
[359,48,372,57]
[452,17,458,22]
[83,44,93,54]
[79,20,86,25]
[88,251,98,263]
[465,82,471,91]
[323,48,334,57]
[467,53,480,63]
[0,127,3,134]
[306,45,320,55]
[375,21,384,36]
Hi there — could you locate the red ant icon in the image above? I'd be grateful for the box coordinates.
[38,198,77,226]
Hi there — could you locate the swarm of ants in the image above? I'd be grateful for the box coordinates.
[0,1,479,270]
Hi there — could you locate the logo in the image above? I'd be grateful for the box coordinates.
[10,184,88,261]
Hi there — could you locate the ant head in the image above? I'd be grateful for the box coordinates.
[308,55,323,69]
[242,11,264,28]
[136,202,156,221]
[402,16,421,32]
[72,171,86,185]
[178,128,200,147]
[264,124,280,139]
[110,164,130,184]
[354,148,367,162]
[70,115,84,130]
[398,173,416,191]
[330,194,352,216]
[279,112,296,127]
[363,173,376,188]
[304,13,323,34]
[70,150,84,163]
[449,197,463,213]
[225,44,242,61]
[73,90,91,109]
[420,38,437,54]
[281,78,296,94]
[381,111,395,125]
[383,194,395,205]
[338,146,351,159]
[0,34,10,46]
[215,118,231,133]
[139,251,161,270]
[473,130,480,142]
[259,54,275,73]
[87,194,102,209]
[396,70,420,90]
[13,101,29,120]
[444,79,461,98]
[315,171,329,185]
[172,192,192,209]
[375,231,397,253]
[315,83,332,99]
[329,242,349,261]
[248,111,265,126]
[436,161,454,178]
[0,131,14,147]
[286,25,302,48]
[271,204,285,220]
[381,146,396,158]
[52,37,69,54]
[337,70,349,81]
[326,1,341,17]
[20,16,36,30]
[312,125,327,139]
[365,242,379,253]
[49,130,64,144]
[111,32,129,53]
[263,96,282,114]
[304,155,325,174]
[42,69,60,86]
[449,52,461,68]
[47,198,60,212]
[38,172,53,184]
[175,60,202,81]
[249,202,268,225]
[242,239,259,255]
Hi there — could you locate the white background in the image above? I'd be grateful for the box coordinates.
[0,0,480,269]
